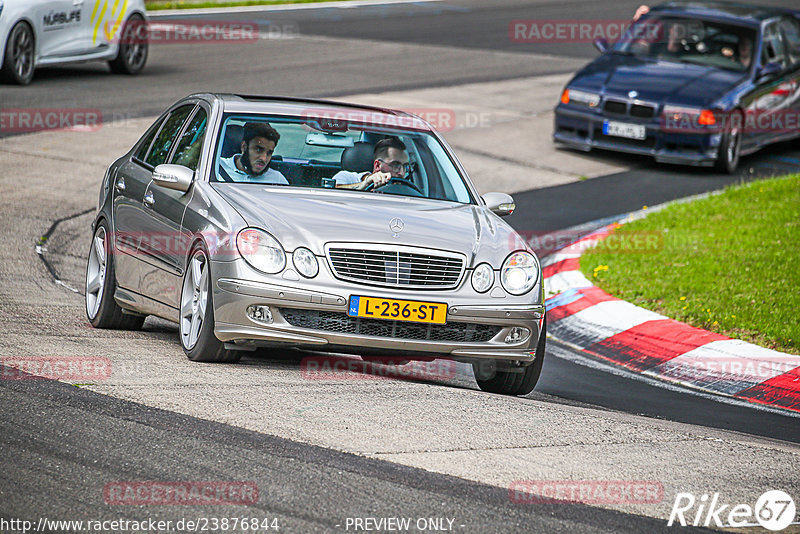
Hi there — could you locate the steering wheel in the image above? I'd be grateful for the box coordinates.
[366,177,424,196]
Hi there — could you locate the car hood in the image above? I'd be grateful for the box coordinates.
[572,55,743,106]
[211,185,529,266]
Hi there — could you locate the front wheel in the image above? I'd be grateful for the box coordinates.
[715,111,742,174]
[85,220,145,330]
[180,245,240,363]
[108,15,148,75]
[1,22,35,85]
[474,319,546,396]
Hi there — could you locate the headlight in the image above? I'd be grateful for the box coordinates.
[561,88,600,108]
[501,252,539,295]
[292,247,319,278]
[471,263,494,293]
[662,104,724,131]
[236,228,285,274]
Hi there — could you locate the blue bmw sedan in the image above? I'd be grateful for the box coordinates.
[553,1,800,173]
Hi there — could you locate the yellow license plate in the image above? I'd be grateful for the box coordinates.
[348,296,447,324]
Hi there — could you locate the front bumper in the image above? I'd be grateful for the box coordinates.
[211,258,545,363]
[553,105,721,167]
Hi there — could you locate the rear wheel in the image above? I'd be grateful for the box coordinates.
[85,221,145,330]
[474,319,546,396]
[716,110,742,174]
[180,245,240,363]
[1,22,35,85]
[108,14,148,75]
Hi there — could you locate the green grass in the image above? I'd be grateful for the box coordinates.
[580,174,800,355]
[144,0,354,10]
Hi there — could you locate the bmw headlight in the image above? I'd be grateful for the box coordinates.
[501,252,539,295]
[236,228,285,274]
[471,263,494,293]
[561,88,600,108]
[292,247,319,278]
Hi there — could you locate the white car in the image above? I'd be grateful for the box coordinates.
[0,0,147,85]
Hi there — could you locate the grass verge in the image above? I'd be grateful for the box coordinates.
[145,0,354,10]
[580,174,799,355]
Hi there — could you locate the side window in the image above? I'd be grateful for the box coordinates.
[134,116,166,162]
[779,17,800,66]
[761,22,787,68]
[170,108,208,171]
[145,105,194,168]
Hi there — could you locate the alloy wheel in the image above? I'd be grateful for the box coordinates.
[180,249,209,350]
[85,226,107,320]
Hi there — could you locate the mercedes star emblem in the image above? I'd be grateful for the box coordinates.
[389,217,404,235]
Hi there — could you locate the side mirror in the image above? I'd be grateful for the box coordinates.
[756,61,782,81]
[482,192,515,217]
[153,164,194,193]
[594,38,609,53]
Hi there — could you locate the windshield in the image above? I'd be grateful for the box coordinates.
[212,114,475,204]
[612,16,756,72]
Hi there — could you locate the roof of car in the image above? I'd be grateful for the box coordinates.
[211,94,434,131]
[651,1,799,25]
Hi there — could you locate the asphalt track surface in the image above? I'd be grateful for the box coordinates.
[0,369,701,534]
[1,1,799,532]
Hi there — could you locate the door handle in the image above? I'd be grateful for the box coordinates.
[115,177,125,193]
[143,191,155,207]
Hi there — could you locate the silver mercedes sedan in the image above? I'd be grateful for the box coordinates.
[85,93,547,395]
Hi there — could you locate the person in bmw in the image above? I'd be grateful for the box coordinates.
[219,122,288,184]
[553,1,800,173]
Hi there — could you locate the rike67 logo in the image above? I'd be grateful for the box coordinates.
[668,490,797,531]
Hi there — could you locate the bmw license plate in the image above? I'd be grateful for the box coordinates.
[348,296,447,324]
[603,120,646,140]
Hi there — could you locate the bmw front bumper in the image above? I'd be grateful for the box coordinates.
[553,105,721,167]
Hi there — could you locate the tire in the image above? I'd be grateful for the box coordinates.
[180,245,240,363]
[715,110,742,174]
[1,22,35,85]
[474,319,546,396]
[85,220,145,330]
[108,15,148,75]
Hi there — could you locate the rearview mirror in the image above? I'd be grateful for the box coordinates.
[153,164,193,193]
[482,192,515,217]
[594,38,609,53]
[305,132,355,148]
[756,61,782,81]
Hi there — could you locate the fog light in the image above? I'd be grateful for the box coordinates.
[504,327,530,344]
[247,305,273,324]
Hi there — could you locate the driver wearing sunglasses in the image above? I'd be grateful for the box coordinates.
[334,137,410,191]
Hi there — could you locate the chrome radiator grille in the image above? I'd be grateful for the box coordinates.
[326,244,465,289]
